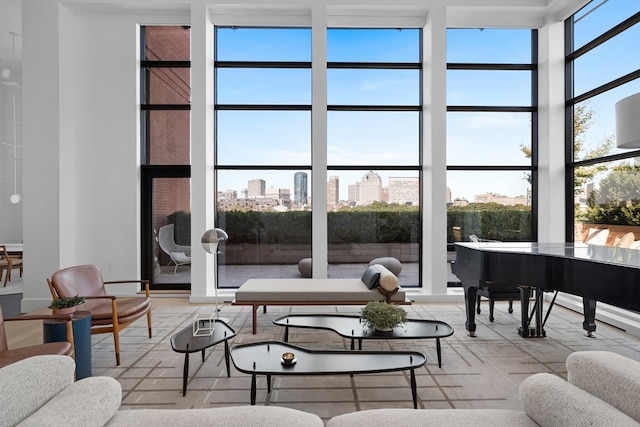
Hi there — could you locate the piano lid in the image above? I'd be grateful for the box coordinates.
[454,242,640,269]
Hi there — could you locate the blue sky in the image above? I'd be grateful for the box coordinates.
[214,2,639,202]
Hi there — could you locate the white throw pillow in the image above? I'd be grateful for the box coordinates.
[372,264,399,292]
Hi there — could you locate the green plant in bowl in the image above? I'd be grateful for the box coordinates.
[48,295,85,309]
[360,301,407,331]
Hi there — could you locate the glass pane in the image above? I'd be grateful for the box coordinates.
[447,171,532,243]
[573,0,640,50]
[447,28,532,64]
[574,24,640,97]
[216,68,311,105]
[573,81,640,162]
[144,26,190,61]
[147,67,191,104]
[574,157,640,242]
[326,170,420,286]
[216,169,312,288]
[153,178,191,286]
[147,110,191,165]
[447,112,532,165]
[327,111,419,166]
[327,28,420,62]
[447,170,532,209]
[216,111,311,165]
[447,70,532,106]
[216,27,311,61]
[327,69,420,105]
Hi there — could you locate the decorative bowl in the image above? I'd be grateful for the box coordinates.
[281,352,296,364]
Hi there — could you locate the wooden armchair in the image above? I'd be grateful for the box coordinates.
[0,245,23,287]
[0,306,74,368]
[47,265,152,366]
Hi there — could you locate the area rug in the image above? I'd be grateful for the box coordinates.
[90,302,640,423]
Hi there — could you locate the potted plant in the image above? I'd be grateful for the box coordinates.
[49,295,85,315]
[360,301,408,332]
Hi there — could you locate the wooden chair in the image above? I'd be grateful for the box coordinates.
[0,245,23,287]
[47,265,152,366]
[0,306,74,368]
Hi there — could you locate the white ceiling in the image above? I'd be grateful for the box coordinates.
[0,0,589,80]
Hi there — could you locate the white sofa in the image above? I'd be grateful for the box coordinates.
[1,351,638,427]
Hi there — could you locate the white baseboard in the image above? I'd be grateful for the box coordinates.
[551,293,640,338]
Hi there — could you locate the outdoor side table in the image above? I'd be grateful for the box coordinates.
[170,318,236,396]
[43,310,92,379]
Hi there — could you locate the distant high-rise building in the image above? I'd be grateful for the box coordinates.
[389,177,419,205]
[348,183,360,204]
[266,187,291,205]
[294,172,308,205]
[359,171,382,205]
[327,175,339,207]
[247,179,265,198]
[219,189,238,200]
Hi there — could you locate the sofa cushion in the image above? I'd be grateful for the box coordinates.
[519,372,639,427]
[107,406,324,427]
[18,376,121,427]
[326,408,536,427]
[566,351,640,422]
[0,355,75,427]
[361,266,381,289]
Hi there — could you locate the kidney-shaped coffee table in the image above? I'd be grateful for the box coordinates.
[273,314,454,367]
[230,341,426,407]
[170,318,236,396]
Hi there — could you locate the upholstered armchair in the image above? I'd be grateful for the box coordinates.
[47,265,152,366]
[0,306,74,368]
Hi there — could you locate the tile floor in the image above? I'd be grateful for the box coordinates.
[90,300,640,424]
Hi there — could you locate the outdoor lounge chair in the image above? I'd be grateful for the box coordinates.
[158,223,191,274]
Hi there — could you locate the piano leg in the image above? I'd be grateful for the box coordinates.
[519,286,531,337]
[518,286,546,338]
[464,286,478,337]
[582,298,597,337]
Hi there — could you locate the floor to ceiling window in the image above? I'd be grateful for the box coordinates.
[140,26,192,290]
[446,28,537,246]
[214,27,313,288]
[566,1,640,242]
[326,28,422,287]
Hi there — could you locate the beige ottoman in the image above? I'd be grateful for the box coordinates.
[369,257,402,276]
[297,258,312,277]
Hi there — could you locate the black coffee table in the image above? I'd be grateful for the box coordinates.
[230,341,426,407]
[273,314,454,368]
[170,318,236,396]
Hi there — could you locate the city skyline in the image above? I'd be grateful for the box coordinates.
[217,169,530,207]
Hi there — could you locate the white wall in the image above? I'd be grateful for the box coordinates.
[22,3,142,311]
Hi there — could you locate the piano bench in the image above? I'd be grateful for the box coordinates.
[476,287,522,322]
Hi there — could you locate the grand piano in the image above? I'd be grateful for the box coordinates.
[452,242,640,337]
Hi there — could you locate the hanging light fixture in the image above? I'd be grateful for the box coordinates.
[615,92,640,149]
[1,31,21,204]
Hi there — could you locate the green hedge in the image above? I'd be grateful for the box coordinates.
[168,204,531,244]
[447,204,532,242]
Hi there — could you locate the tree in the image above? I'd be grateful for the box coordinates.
[596,160,640,203]
[519,103,613,193]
